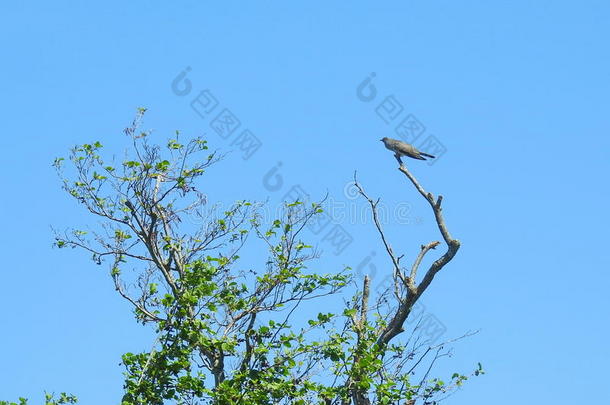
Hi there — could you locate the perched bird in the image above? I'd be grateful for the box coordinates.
[380,137,435,163]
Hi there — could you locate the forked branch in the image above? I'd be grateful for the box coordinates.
[354,162,461,348]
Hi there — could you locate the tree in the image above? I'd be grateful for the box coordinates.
[0,393,78,405]
[46,109,482,404]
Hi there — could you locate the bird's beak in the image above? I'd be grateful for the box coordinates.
[379,138,383,141]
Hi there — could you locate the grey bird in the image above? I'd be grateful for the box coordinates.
[380,137,435,163]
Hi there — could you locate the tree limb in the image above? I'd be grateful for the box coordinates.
[355,163,461,347]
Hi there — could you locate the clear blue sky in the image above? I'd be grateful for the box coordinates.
[1,1,609,403]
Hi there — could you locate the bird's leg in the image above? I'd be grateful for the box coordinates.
[394,153,404,167]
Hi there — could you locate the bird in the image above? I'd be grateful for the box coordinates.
[380,137,435,164]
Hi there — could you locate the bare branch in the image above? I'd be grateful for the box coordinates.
[353,173,402,278]
[358,162,461,347]
[409,241,440,282]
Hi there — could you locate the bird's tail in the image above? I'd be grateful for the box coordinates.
[420,152,435,159]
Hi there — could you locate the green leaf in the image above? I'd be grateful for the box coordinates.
[155,160,170,171]
[123,160,140,168]
[52,157,64,168]
[167,139,183,149]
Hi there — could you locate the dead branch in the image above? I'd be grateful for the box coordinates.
[353,162,461,348]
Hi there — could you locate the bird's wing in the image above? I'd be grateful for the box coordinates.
[394,141,418,157]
